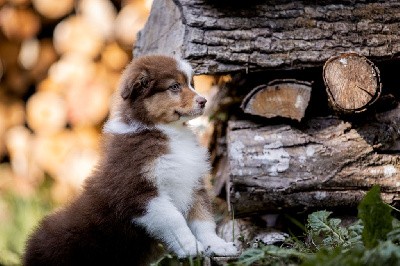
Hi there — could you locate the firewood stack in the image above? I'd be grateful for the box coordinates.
[135,0,400,252]
[0,0,151,203]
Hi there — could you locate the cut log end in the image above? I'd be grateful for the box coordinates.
[323,53,381,113]
[241,79,312,122]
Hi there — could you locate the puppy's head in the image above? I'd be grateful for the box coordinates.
[116,55,207,124]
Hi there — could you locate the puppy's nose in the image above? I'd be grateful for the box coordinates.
[196,97,207,108]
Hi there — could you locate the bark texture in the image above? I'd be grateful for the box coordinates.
[323,53,381,113]
[227,116,400,216]
[241,80,312,121]
[135,0,400,74]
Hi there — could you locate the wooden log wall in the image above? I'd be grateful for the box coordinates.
[135,0,400,74]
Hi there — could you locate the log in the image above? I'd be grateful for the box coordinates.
[53,16,104,58]
[0,7,41,41]
[0,97,25,160]
[36,77,62,93]
[227,118,400,216]
[28,39,58,82]
[64,76,111,126]
[32,131,76,180]
[31,128,101,203]
[241,79,312,121]
[32,0,74,20]
[5,126,44,190]
[78,0,117,41]
[48,54,97,85]
[114,2,149,49]
[323,53,381,113]
[26,91,68,135]
[46,53,112,126]
[135,0,400,74]
[101,42,130,72]
[19,38,40,70]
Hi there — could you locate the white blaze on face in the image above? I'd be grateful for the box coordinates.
[177,59,195,91]
[176,59,206,114]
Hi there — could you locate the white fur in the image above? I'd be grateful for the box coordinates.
[133,123,210,257]
[189,220,239,256]
[154,123,210,215]
[176,59,207,118]
[133,196,204,258]
[177,59,195,90]
[102,118,152,134]
[123,119,238,257]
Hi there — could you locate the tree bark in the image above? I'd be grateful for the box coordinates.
[323,53,381,113]
[135,0,400,74]
[241,79,312,121]
[227,116,400,216]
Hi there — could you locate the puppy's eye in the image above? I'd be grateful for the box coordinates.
[169,83,181,92]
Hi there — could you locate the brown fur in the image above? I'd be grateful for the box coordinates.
[24,55,209,265]
[188,188,213,221]
[24,132,167,266]
[117,55,197,125]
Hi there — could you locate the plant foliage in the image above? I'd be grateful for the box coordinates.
[232,186,400,266]
[358,185,393,248]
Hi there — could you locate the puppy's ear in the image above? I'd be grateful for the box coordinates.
[121,70,152,100]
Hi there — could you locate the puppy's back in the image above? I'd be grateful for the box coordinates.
[24,191,162,266]
[24,131,168,265]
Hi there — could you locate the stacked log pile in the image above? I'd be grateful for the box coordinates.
[223,54,399,216]
[0,0,151,203]
[136,0,400,253]
[136,0,400,205]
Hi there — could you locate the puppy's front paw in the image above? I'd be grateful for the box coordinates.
[174,239,204,258]
[204,238,239,256]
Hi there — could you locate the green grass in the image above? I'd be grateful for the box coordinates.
[0,180,54,266]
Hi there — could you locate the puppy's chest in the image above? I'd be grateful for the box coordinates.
[153,128,210,213]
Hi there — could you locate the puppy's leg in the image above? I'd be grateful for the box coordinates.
[133,195,204,258]
[188,189,238,256]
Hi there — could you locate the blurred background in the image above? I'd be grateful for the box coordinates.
[0,0,153,264]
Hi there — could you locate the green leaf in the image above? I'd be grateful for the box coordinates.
[306,211,348,249]
[346,220,363,248]
[358,185,393,249]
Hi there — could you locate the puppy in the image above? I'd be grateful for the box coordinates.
[24,55,238,265]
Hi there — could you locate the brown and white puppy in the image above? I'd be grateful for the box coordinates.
[24,55,238,266]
